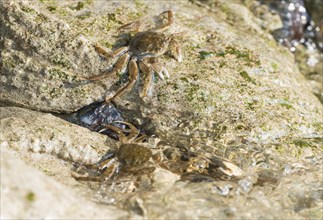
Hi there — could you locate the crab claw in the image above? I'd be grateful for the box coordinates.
[173,45,182,63]
[118,21,143,33]
[162,67,170,78]
[157,67,170,79]
[151,63,170,79]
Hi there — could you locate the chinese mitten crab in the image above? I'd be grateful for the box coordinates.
[72,121,154,181]
[87,10,182,102]
[71,120,244,182]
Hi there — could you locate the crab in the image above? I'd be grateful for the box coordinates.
[185,154,244,180]
[72,121,154,181]
[71,122,243,182]
[86,10,182,102]
[72,123,244,182]
[160,147,244,181]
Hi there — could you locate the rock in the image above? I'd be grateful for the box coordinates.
[0,107,114,165]
[245,0,323,103]
[0,0,113,112]
[1,150,127,219]
[0,0,322,219]
[152,168,180,188]
[2,0,321,143]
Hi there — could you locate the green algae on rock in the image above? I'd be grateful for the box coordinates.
[0,0,322,219]
[0,0,112,112]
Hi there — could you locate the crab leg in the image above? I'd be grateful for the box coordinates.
[101,124,126,142]
[115,121,141,142]
[106,57,139,102]
[169,37,183,62]
[87,52,130,81]
[110,46,130,58]
[97,157,118,172]
[102,121,142,143]
[94,44,129,59]
[71,157,118,181]
[138,60,154,97]
[118,21,143,33]
[71,172,103,182]
[116,121,147,143]
[151,10,174,31]
[132,134,147,143]
[93,43,110,59]
[150,62,170,79]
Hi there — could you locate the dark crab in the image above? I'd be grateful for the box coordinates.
[72,122,154,181]
[87,10,182,102]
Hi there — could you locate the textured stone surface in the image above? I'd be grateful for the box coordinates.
[247,0,323,103]
[0,0,111,112]
[1,0,322,143]
[1,150,127,219]
[1,0,322,219]
[0,107,113,165]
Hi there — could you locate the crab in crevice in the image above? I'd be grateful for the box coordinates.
[86,10,183,102]
[72,127,244,182]
[71,119,244,183]
[72,122,155,182]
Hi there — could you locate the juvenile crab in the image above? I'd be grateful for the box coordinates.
[87,10,182,102]
[72,121,154,181]
[160,147,244,181]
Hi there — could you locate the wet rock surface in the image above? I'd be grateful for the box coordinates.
[1,0,322,219]
[1,150,127,219]
[248,0,323,103]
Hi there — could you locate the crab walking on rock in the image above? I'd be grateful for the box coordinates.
[71,120,244,182]
[86,10,182,102]
[72,121,154,181]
